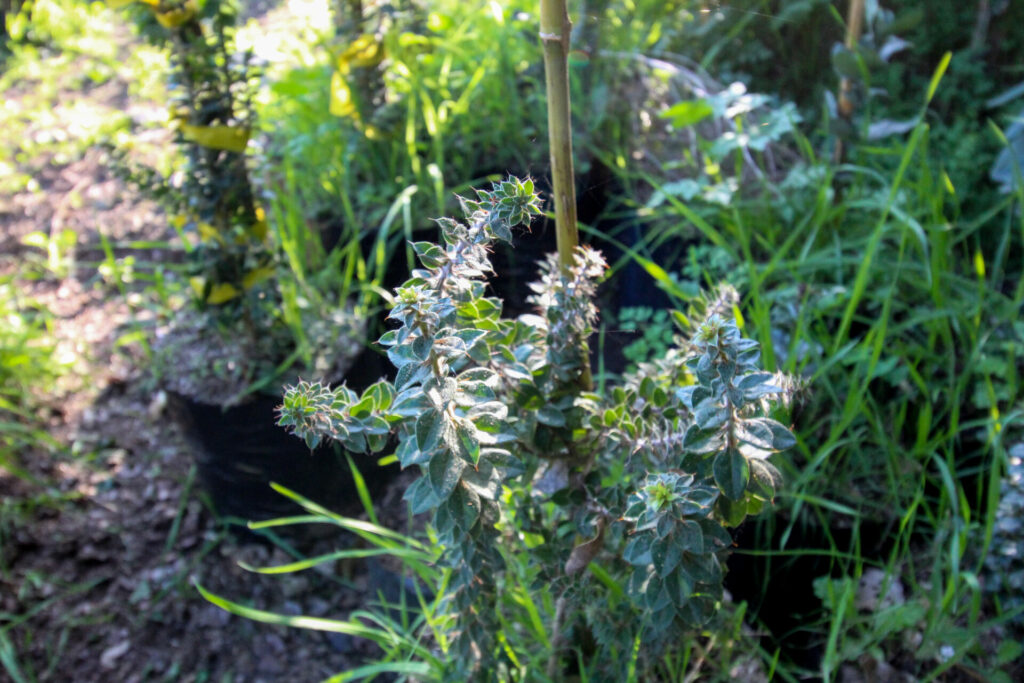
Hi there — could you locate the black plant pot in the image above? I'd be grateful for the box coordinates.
[170,351,400,529]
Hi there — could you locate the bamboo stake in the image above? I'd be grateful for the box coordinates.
[539,0,592,390]
[835,0,866,163]
[539,0,580,273]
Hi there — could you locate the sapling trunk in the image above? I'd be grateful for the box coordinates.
[835,0,866,163]
[539,0,580,271]
[540,0,592,389]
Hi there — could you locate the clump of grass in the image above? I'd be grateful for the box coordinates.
[0,273,64,481]
[626,55,1024,678]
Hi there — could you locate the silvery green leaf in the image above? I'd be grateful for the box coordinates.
[452,419,481,465]
[377,329,398,346]
[718,361,735,384]
[694,398,728,431]
[679,487,717,515]
[445,482,480,532]
[428,449,465,500]
[411,334,432,361]
[459,367,498,386]
[387,342,420,368]
[693,385,714,407]
[623,496,645,520]
[656,514,674,539]
[739,443,775,460]
[462,459,503,500]
[695,354,716,383]
[466,400,508,421]
[676,519,704,554]
[416,409,443,452]
[394,362,425,391]
[737,347,761,367]
[391,387,430,416]
[471,413,515,444]
[455,380,496,407]
[432,496,457,540]
[367,432,388,453]
[738,371,782,400]
[653,537,683,578]
[412,241,446,268]
[404,475,439,514]
[636,514,660,533]
[716,495,748,527]
[623,535,653,566]
[485,448,522,477]
[343,430,367,454]
[649,582,672,612]
[676,385,696,410]
[669,565,694,607]
[360,415,390,436]
[683,424,724,454]
[441,378,458,402]
[740,417,796,451]
[749,459,783,499]
[713,448,749,501]
[397,436,431,468]
[698,518,732,552]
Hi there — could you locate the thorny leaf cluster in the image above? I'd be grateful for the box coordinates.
[279,178,797,680]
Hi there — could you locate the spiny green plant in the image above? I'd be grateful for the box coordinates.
[278,177,796,680]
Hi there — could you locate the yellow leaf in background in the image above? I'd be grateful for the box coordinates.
[152,0,196,28]
[20,231,49,250]
[180,124,250,153]
[248,218,268,242]
[242,267,275,291]
[189,276,206,298]
[250,207,268,241]
[154,0,197,28]
[338,34,384,71]
[206,282,239,305]
[105,0,138,8]
[329,72,357,118]
[168,105,190,123]
[168,214,187,230]
[196,222,221,244]
[731,304,746,331]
